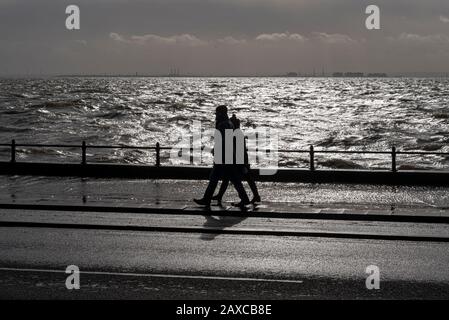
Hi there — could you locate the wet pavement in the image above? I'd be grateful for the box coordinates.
[1,176,449,216]
[1,175,449,299]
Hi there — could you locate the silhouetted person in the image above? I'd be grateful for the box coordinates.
[194,106,250,208]
[212,114,261,204]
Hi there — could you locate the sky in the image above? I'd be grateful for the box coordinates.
[0,0,448,76]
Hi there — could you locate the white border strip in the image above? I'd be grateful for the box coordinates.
[0,267,303,284]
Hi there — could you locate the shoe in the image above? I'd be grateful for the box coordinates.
[193,198,211,206]
[250,195,261,204]
[211,195,222,202]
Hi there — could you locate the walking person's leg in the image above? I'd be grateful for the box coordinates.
[228,166,250,206]
[194,165,223,206]
[212,179,229,202]
[230,178,250,206]
[245,167,261,203]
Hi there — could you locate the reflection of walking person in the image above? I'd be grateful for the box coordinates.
[212,114,261,204]
[194,106,251,208]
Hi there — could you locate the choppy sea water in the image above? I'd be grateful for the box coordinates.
[1,77,449,170]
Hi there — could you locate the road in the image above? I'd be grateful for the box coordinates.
[1,176,449,299]
[1,224,449,299]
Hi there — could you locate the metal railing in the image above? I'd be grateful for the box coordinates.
[1,140,449,172]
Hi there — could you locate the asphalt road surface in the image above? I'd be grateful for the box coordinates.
[1,177,449,299]
[1,225,449,299]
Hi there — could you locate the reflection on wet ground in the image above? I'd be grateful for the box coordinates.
[1,176,449,211]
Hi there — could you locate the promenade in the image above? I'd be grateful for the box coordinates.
[1,175,449,299]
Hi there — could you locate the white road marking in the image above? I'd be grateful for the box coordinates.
[0,267,304,284]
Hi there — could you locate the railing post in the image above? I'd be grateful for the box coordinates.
[156,142,161,167]
[309,145,315,171]
[11,139,16,163]
[81,141,87,165]
[391,146,397,172]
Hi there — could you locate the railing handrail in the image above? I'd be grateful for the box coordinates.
[1,142,448,156]
[1,140,448,172]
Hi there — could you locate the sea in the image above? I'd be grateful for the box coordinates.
[1,77,449,170]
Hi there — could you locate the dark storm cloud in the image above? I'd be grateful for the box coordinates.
[0,0,448,75]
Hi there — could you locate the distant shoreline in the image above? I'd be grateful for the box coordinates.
[2,74,449,79]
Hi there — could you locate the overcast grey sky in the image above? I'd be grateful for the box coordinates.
[1,0,448,75]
